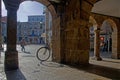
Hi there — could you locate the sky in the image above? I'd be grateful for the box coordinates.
[2,0,44,22]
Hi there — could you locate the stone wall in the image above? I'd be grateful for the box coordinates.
[59,0,94,65]
[52,17,61,62]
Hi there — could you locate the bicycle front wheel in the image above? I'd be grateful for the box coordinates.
[36,47,50,61]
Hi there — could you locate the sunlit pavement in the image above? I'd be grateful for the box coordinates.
[0,44,120,80]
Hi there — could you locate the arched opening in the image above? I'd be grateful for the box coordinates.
[2,0,62,71]
[89,16,99,59]
[89,16,97,51]
[100,19,117,58]
[89,16,118,59]
[17,1,46,44]
[17,0,57,62]
[90,0,119,60]
[103,19,117,58]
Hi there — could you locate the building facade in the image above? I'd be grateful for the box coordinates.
[1,15,45,44]
[28,15,45,22]
[17,21,45,44]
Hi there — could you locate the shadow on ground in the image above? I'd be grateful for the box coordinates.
[5,69,26,80]
[38,61,65,68]
[68,63,120,80]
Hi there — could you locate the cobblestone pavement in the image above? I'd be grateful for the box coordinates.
[0,44,120,80]
[0,52,6,80]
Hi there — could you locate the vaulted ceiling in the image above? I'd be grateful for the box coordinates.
[2,0,119,18]
[49,0,120,18]
[92,0,120,18]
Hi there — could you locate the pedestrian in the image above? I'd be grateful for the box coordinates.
[100,41,104,52]
[20,39,26,52]
[102,42,107,52]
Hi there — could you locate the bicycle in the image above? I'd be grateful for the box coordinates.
[36,43,51,62]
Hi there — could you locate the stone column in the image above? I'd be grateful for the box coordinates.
[93,28,102,60]
[0,0,1,60]
[0,0,4,62]
[3,0,20,71]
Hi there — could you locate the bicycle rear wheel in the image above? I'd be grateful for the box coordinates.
[36,47,50,61]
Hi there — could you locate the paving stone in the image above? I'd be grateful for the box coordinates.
[0,45,120,80]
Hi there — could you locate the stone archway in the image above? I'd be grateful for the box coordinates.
[20,0,62,62]
[100,19,117,58]
[104,19,118,58]
[3,0,62,70]
[90,12,120,59]
[2,0,104,71]
[89,16,102,60]
[21,0,57,18]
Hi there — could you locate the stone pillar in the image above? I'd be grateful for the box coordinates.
[0,0,3,50]
[93,28,102,60]
[0,0,1,60]
[3,0,20,71]
[45,8,49,44]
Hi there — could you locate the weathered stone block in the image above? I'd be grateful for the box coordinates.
[4,51,19,71]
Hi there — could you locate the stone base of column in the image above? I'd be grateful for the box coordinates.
[62,50,89,65]
[4,51,19,71]
[111,53,120,59]
[92,56,102,61]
